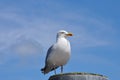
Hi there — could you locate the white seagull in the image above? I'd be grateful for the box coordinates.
[41,30,73,74]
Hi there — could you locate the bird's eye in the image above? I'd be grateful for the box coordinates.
[61,32,65,34]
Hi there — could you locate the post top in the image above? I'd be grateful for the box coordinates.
[49,72,108,80]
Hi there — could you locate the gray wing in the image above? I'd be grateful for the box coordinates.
[41,45,58,74]
[45,45,54,64]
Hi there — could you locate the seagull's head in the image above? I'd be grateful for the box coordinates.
[57,30,73,38]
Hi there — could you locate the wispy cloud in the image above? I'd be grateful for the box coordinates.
[0,1,119,80]
[9,36,42,56]
[0,2,115,66]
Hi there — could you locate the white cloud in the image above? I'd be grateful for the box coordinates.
[0,4,115,65]
[0,6,114,50]
[0,8,114,54]
[9,36,42,56]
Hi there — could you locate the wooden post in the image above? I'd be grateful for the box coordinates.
[49,72,108,80]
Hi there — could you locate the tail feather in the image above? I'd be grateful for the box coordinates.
[41,66,59,74]
[41,66,51,74]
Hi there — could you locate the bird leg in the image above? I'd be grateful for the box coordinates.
[54,69,56,75]
[61,66,63,73]
[53,64,57,75]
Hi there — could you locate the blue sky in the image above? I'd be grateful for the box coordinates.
[0,0,120,80]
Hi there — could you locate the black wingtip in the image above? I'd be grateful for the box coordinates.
[41,68,46,75]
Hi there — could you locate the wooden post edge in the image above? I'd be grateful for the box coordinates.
[49,72,108,80]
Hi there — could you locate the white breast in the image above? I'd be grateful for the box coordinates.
[47,38,71,67]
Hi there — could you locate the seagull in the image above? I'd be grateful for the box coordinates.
[41,30,73,74]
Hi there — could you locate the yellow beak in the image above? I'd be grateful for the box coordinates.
[66,32,73,36]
